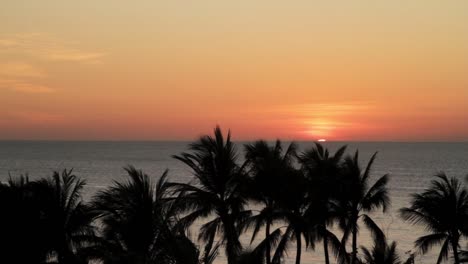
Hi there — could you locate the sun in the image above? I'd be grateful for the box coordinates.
[317,139,327,142]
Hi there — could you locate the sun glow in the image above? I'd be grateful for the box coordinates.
[318,139,327,142]
[303,118,336,139]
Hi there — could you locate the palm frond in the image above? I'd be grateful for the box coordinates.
[399,208,439,232]
[362,152,378,184]
[272,226,293,264]
[199,217,222,242]
[361,174,390,213]
[362,214,386,242]
[414,233,448,254]
[250,228,283,262]
[326,229,349,264]
[436,238,450,264]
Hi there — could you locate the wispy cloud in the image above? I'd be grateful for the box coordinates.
[0,63,53,94]
[0,38,20,47]
[0,62,46,77]
[0,33,106,64]
[0,33,106,94]
[0,79,54,94]
[285,102,374,117]
[47,50,105,63]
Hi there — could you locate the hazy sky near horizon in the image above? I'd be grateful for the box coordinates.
[1,1,468,141]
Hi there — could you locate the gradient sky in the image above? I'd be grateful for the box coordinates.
[1,1,468,141]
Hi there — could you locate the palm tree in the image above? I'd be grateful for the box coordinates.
[0,175,49,263]
[243,140,297,264]
[34,169,96,264]
[360,238,401,264]
[299,143,347,264]
[400,173,468,264]
[171,126,250,264]
[270,168,315,264]
[337,152,390,264]
[91,166,199,264]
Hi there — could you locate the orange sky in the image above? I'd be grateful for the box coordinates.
[1,1,468,141]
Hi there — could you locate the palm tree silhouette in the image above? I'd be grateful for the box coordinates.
[0,175,50,263]
[171,126,250,264]
[400,173,468,264]
[270,168,314,264]
[91,166,199,264]
[34,169,96,264]
[299,143,347,264]
[242,140,297,264]
[360,238,401,264]
[337,152,390,264]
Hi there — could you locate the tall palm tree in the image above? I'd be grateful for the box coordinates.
[400,173,468,264]
[337,152,390,264]
[243,140,297,264]
[171,126,250,264]
[299,143,347,264]
[270,168,315,264]
[360,238,401,264]
[35,169,96,264]
[91,166,199,264]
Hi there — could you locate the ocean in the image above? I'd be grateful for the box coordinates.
[1,141,468,263]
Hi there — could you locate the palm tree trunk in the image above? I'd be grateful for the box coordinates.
[323,228,330,264]
[351,225,357,264]
[226,235,241,264]
[296,232,302,264]
[266,220,271,264]
[452,237,460,264]
[224,215,241,264]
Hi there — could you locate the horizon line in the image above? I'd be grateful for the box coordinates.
[1,139,467,143]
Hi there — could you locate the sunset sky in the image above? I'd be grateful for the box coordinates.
[1,1,468,141]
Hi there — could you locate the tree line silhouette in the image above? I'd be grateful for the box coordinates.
[1,126,467,264]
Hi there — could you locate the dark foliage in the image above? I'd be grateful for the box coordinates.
[400,173,468,264]
[0,170,95,264]
[360,238,401,264]
[0,175,50,263]
[91,166,199,264]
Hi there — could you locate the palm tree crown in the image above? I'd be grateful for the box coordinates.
[171,126,250,264]
[35,169,95,264]
[361,238,401,264]
[91,166,198,264]
[400,173,468,264]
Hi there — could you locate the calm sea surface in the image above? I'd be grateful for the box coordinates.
[1,141,468,264]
